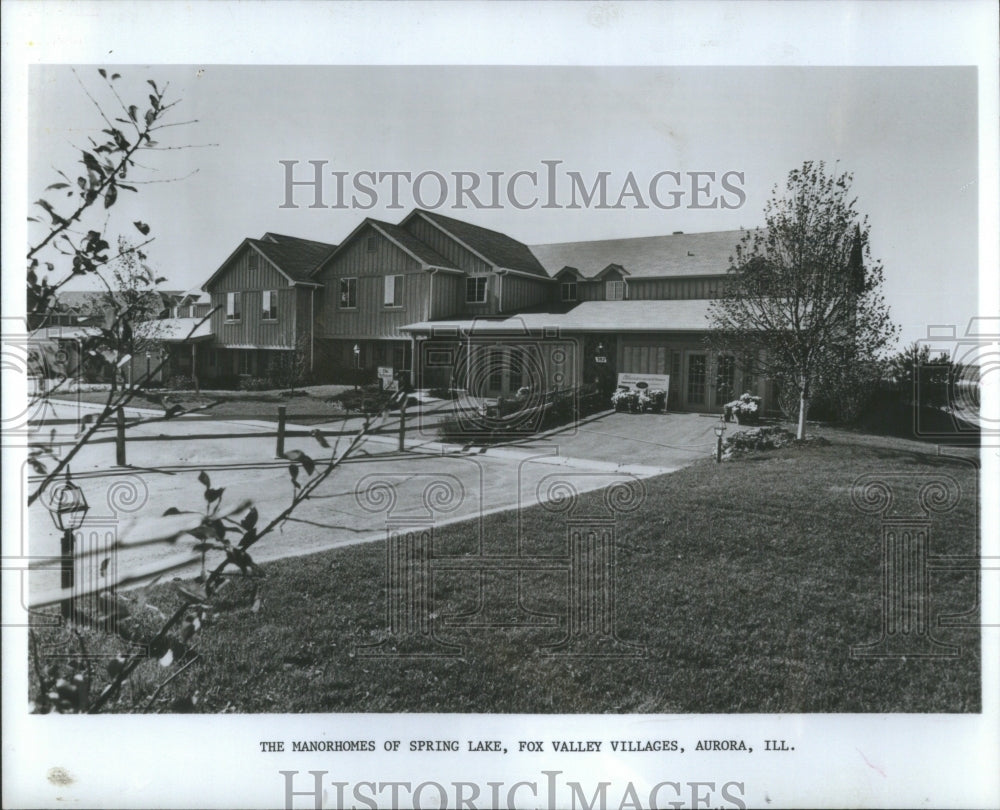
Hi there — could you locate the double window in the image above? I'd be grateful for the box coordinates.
[466,276,488,304]
[225,292,241,321]
[384,275,403,307]
[262,289,278,320]
[561,281,577,302]
[605,280,625,301]
[340,277,358,308]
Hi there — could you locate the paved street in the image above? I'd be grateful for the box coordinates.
[22,400,718,604]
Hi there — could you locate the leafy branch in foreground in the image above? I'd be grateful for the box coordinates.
[28,69,197,323]
[31,391,406,713]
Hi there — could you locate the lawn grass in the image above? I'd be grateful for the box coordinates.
[31,434,981,713]
[65,385,387,425]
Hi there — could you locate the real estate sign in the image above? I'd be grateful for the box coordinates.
[617,372,670,397]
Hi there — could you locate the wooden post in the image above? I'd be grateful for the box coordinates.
[191,343,200,394]
[60,529,74,621]
[276,405,286,458]
[115,405,126,466]
[398,398,407,452]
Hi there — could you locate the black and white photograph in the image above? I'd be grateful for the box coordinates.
[3,2,998,808]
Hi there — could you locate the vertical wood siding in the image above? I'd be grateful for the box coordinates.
[429,273,464,320]
[207,245,304,348]
[501,275,551,312]
[626,275,728,300]
[313,224,428,338]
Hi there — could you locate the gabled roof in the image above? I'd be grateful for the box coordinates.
[594,263,628,280]
[369,219,459,270]
[203,233,337,290]
[407,209,550,278]
[249,234,338,282]
[312,217,460,275]
[529,230,743,279]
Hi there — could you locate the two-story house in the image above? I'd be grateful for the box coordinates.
[309,209,553,385]
[399,224,763,412]
[178,210,774,413]
[201,232,336,384]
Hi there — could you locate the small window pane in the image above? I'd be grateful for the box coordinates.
[340,278,357,308]
[226,292,241,320]
[466,277,487,303]
[384,275,402,307]
[262,290,278,320]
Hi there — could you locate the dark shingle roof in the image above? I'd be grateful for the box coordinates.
[529,230,743,279]
[370,220,458,270]
[415,210,549,277]
[249,233,338,282]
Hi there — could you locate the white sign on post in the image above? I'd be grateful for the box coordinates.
[377,366,396,390]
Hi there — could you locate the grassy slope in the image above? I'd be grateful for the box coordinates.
[36,435,981,714]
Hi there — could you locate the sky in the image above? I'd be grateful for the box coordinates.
[28,65,979,347]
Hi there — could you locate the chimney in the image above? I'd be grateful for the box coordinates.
[672,231,683,235]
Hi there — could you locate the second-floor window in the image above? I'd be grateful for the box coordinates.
[466,276,488,304]
[340,277,358,308]
[606,280,625,301]
[262,289,278,320]
[561,281,577,302]
[384,275,403,307]
[226,292,241,321]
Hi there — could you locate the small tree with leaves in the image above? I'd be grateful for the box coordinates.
[25,68,214,506]
[709,161,899,439]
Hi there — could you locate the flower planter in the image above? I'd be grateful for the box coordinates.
[724,393,763,425]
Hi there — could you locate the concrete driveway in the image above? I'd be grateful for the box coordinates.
[489,410,721,469]
[20,401,715,606]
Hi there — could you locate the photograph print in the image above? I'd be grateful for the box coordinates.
[18,63,985,718]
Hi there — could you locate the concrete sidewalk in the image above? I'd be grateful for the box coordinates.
[24,403,694,605]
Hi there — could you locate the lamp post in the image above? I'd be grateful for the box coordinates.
[45,468,89,621]
[353,343,361,390]
[713,420,727,464]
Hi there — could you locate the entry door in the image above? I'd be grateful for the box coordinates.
[685,352,708,408]
[484,347,529,398]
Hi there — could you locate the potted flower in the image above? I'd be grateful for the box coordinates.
[724,392,763,425]
[611,387,635,412]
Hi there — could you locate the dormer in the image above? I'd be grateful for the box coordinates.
[593,263,629,300]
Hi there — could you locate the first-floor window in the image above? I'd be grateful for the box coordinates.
[226,292,241,320]
[262,289,278,320]
[340,277,357,308]
[605,280,625,301]
[384,274,403,307]
[466,276,488,303]
[239,350,253,376]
